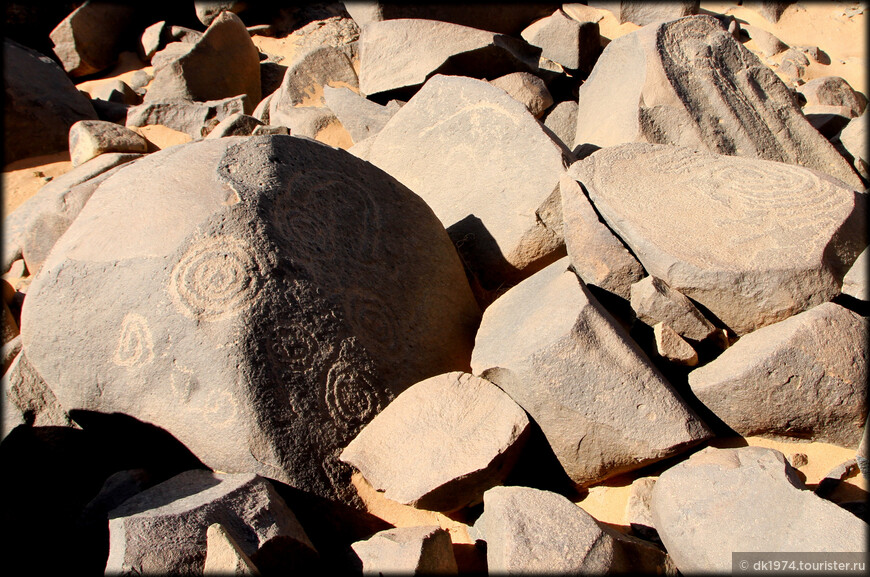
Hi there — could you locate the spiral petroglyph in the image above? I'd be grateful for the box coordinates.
[113,313,155,368]
[169,235,261,322]
[344,290,400,355]
[324,339,387,429]
[266,321,319,374]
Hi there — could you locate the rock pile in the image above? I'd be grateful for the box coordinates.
[3,2,867,575]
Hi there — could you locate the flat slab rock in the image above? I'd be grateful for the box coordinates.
[569,143,866,335]
[470,257,711,486]
[651,446,868,574]
[340,371,530,512]
[366,74,569,290]
[106,470,314,575]
[573,15,862,188]
[20,135,480,505]
[689,302,867,447]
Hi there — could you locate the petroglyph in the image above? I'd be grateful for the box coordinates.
[324,338,390,430]
[113,313,155,368]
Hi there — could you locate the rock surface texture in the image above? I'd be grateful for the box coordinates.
[351,526,458,575]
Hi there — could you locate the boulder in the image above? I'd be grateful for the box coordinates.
[140,21,202,61]
[626,477,659,542]
[20,136,481,505]
[741,24,788,57]
[366,75,570,290]
[204,523,261,575]
[69,120,149,167]
[629,276,717,342]
[520,8,600,72]
[653,323,698,366]
[145,12,261,114]
[358,19,541,100]
[126,96,249,138]
[542,101,578,150]
[573,15,862,188]
[780,47,810,81]
[204,112,264,138]
[195,0,247,27]
[270,46,359,111]
[323,86,400,143]
[838,110,868,182]
[252,125,290,136]
[489,72,553,119]
[106,470,316,574]
[340,372,530,512]
[569,144,867,335]
[473,485,675,574]
[589,1,699,25]
[2,351,72,440]
[651,446,867,574]
[351,526,458,575]
[689,302,867,447]
[90,79,142,106]
[2,335,21,376]
[268,106,348,145]
[559,174,645,300]
[49,1,139,77]
[3,39,97,165]
[842,246,868,301]
[803,104,854,139]
[470,258,711,486]
[798,76,867,117]
[743,1,796,23]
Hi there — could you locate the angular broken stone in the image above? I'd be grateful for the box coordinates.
[471,258,711,486]
[90,79,142,106]
[323,86,399,144]
[268,106,348,145]
[569,144,867,335]
[270,46,359,110]
[573,15,862,188]
[140,21,203,62]
[20,135,480,504]
[626,477,659,542]
[559,175,645,300]
[653,323,698,366]
[145,12,261,114]
[803,104,854,138]
[689,302,867,447]
[2,350,72,440]
[489,72,553,119]
[651,446,867,574]
[69,120,149,167]
[838,109,868,182]
[106,470,315,575]
[798,76,867,118]
[340,372,530,512]
[589,1,699,25]
[474,485,675,574]
[842,246,868,302]
[3,39,97,164]
[630,276,716,342]
[49,2,138,77]
[358,19,541,99]
[204,112,264,139]
[542,101,578,150]
[366,75,569,290]
[520,8,600,72]
[126,96,249,138]
[351,526,458,575]
[204,523,261,575]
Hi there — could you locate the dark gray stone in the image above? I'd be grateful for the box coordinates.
[351,526,458,575]
[125,95,249,138]
[630,276,717,342]
[90,79,142,106]
[69,120,149,167]
[743,1,796,23]
[520,8,600,72]
[204,112,264,138]
[49,1,138,77]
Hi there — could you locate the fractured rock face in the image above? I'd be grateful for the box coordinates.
[68,120,149,167]
[521,8,600,73]
[351,526,458,575]
[651,446,867,574]
[573,15,862,188]
[20,135,481,504]
[340,372,530,512]
[630,276,716,342]
[570,144,867,335]
[689,302,867,447]
[489,72,553,119]
[366,75,569,290]
[49,2,138,77]
[470,257,711,486]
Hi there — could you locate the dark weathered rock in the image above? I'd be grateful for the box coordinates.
[804,104,854,138]
[489,72,553,119]
[651,446,866,574]
[798,76,866,117]
[2,351,72,440]
[780,47,810,80]
[3,39,97,165]
[270,46,358,110]
[140,21,203,61]
[268,106,345,142]
[106,470,316,574]
[569,144,867,335]
[340,372,529,512]
[542,101,578,150]
[145,11,261,114]
[573,15,862,188]
[689,302,867,447]
[323,86,399,143]
[251,125,290,136]
[559,175,645,300]
[358,19,541,99]
[474,485,675,574]
[471,258,711,486]
[743,1,796,23]
[90,79,142,106]
[69,120,149,167]
[49,1,138,77]
[204,112,264,138]
[630,276,717,342]
[589,1,699,25]
[520,8,600,72]
[366,75,569,290]
[204,523,261,575]
[20,136,480,504]
[351,526,458,575]
[126,96,249,138]
[195,0,247,27]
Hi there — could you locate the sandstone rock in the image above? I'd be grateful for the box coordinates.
[366,75,569,290]
[2,351,72,440]
[630,276,717,342]
[474,485,675,574]
[106,470,316,574]
[520,8,600,72]
[838,109,868,182]
[798,76,867,117]
[3,39,97,165]
[651,446,866,574]
[323,86,399,143]
[857,423,869,479]
[489,72,553,119]
[2,335,22,376]
[471,258,711,486]
[780,47,810,80]
[559,174,645,300]
[90,79,142,106]
[351,526,458,575]
[126,96,249,138]
[573,15,862,188]
[49,1,138,77]
[542,101,578,150]
[2,300,18,344]
[204,523,261,575]
[140,21,203,61]
[268,106,346,144]
[569,144,867,335]
[842,246,868,301]
[358,19,541,99]
[588,1,699,25]
[743,1,796,23]
[145,12,260,114]
[69,120,149,167]
[20,136,480,504]
[273,46,358,109]
[340,372,530,512]
[741,24,788,57]
[251,125,290,136]
[804,105,854,139]
[204,112,264,138]
[689,302,867,447]
[195,0,247,27]
[653,323,698,366]
[626,477,659,542]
